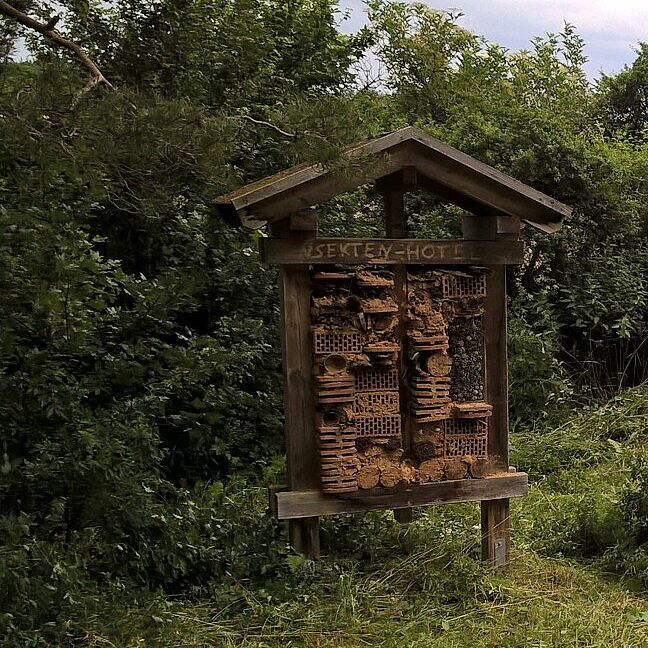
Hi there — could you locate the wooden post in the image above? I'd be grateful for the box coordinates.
[461,214,510,568]
[379,170,414,524]
[272,218,320,559]
[482,264,510,567]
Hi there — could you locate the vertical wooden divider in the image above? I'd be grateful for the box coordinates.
[461,214,511,568]
[271,217,320,559]
[380,171,413,524]
[482,264,510,567]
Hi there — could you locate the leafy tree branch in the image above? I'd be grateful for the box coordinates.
[0,0,113,92]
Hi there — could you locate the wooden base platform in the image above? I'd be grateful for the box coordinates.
[273,472,527,520]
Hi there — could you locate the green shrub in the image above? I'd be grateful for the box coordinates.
[508,308,573,427]
[608,449,648,588]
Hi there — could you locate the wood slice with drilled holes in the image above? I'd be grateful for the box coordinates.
[425,354,452,376]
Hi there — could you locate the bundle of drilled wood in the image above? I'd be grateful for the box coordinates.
[418,456,493,482]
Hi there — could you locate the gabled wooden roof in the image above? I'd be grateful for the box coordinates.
[216,126,571,232]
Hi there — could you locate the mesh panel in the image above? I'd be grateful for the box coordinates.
[355,368,399,392]
[354,391,399,415]
[444,418,488,435]
[442,274,487,298]
[443,418,488,458]
[313,330,362,354]
[444,434,488,458]
[355,414,401,437]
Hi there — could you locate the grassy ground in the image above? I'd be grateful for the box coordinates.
[77,388,648,647]
[79,520,648,647]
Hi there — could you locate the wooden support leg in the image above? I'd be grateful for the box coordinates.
[481,498,510,568]
[289,517,320,560]
[394,508,414,523]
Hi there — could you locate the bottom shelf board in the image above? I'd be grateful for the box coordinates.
[274,472,528,520]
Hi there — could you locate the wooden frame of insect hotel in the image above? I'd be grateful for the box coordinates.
[217,127,571,566]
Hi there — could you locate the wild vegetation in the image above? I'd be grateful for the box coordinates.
[0,1,647,645]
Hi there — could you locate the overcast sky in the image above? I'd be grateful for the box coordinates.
[340,0,646,79]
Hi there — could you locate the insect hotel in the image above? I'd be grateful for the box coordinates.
[217,127,571,565]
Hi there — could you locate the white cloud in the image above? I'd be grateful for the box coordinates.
[339,0,645,77]
[484,1,648,37]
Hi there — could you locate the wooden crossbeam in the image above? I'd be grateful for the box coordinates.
[261,238,524,265]
[273,473,528,520]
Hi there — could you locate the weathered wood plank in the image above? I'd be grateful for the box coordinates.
[216,126,571,232]
[290,516,320,560]
[461,213,498,240]
[460,214,513,568]
[481,498,510,568]
[484,265,509,465]
[481,258,512,568]
[277,269,318,490]
[271,218,320,559]
[261,238,524,265]
[394,508,414,523]
[289,211,319,232]
[274,473,528,519]
[497,215,521,239]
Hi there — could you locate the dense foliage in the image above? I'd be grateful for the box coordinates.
[1,1,647,644]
